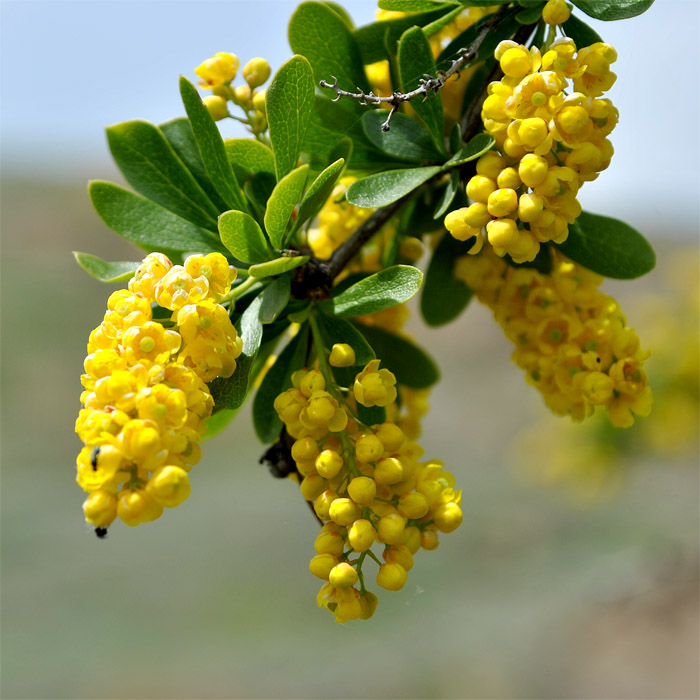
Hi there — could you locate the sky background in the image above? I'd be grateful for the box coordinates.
[1,0,699,237]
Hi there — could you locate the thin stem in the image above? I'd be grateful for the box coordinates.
[219,275,259,304]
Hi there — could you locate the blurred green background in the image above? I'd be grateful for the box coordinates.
[1,177,697,698]
[1,0,699,698]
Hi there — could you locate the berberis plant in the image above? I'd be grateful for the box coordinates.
[74,0,656,622]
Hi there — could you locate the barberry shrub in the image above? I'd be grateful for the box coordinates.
[74,0,657,622]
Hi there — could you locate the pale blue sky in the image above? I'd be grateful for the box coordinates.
[1,0,698,232]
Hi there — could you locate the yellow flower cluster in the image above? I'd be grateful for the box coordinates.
[194,52,270,131]
[446,38,619,262]
[76,252,242,532]
[274,359,462,622]
[454,248,653,427]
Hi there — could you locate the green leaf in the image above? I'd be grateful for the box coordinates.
[558,211,656,279]
[362,112,443,163]
[353,322,439,389]
[322,1,355,28]
[317,313,375,365]
[357,403,387,427]
[516,2,545,23]
[219,210,273,264]
[209,295,264,412]
[159,117,229,213]
[379,0,457,10]
[259,276,291,324]
[289,2,370,105]
[354,7,454,64]
[106,120,219,230]
[73,252,140,283]
[421,232,474,326]
[443,133,495,167]
[224,138,276,184]
[244,172,277,217]
[321,265,423,316]
[248,255,309,278]
[253,325,310,443]
[570,0,654,21]
[346,166,440,208]
[264,164,309,249]
[179,76,248,212]
[433,169,460,219]
[89,181,228,256]
[398,26,445,154]
[561,13,603,45]
[292,159,346,234]
[266,55,315,181]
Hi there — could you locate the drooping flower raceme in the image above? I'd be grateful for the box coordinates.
[454,248,652,427]
[76,252,242,532]
[446,38,619,263]
[274,353,462,623]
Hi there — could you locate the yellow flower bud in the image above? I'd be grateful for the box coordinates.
[397,491,430,519]
[355,434,384,463]
[82,490,117,528]
[462,202,491,229]
[518,193,545,222]
[403,525,422,554]
[383,544,414,572]
[377,513,407,545]
[348,519,375,552]
[300,473,326,501]
[542,0,571,25]
[519,153,550,188]
[500,47,533,79]
[242,57,271,88]
[310,553,338,580]
[486,218,519,248]
[347,476,377,506]
[315,449,343,479]
[148,466,191,508]
[432,502,463,533]
[252,90,266,114]
[375,423,405,452]
[399,236,424,261]
[496,167,521,190]
[374,456,404,485]
[314,489,337,520]
[421,529,440,550]
[329,497,362,526]
[203,96,228,121]
[299,369,325,397]
[359,591,379,620]
[291,437,319,463]
[466,175,497,203]
[487,188,518,218]
[194,52,239,89]
[476,151,506,180]
[329,343,356,367]
[117,489,147,527]
[234,84,252,107]
[329,562,358,588]
[314,523,345,557]
[376,562,408,591]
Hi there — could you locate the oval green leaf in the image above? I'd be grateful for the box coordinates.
[179,76,248,213]
[443,133,495,168]
[378,0,457,10]
[224,138,276,183]
[89,181,228,256]
[259,276,291,325]
[353,322,440,389]
[346,166,441,208]
[398,26,445,154]
[570,0,654,20]
[248,255,309,279]
[561,13,603,45]
[73,252,141,283]
[557,210,656,279]
[292,158,345,234]
[420,232,474,326]
[106,120,219,230]
[433,170,460,219]
[264,164,309,249]
[362,112,443,163]
[322,265,423,317]
[266,55,315,181]
[219,210,273,264]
